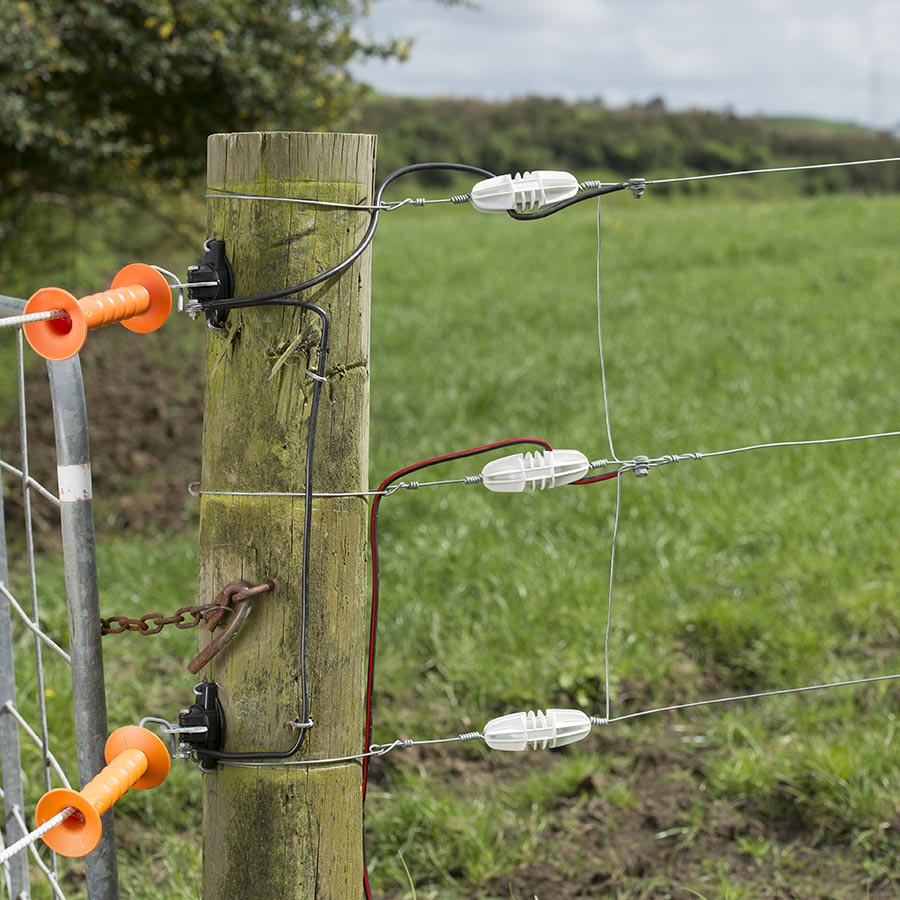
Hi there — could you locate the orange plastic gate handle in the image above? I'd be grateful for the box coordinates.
[34,726,170,858]
[22,263,172,360]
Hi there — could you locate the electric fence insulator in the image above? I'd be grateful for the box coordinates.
[34,726,170,857]
[481,449,589,492]
[470,171,579,213]
[483,708,592,751]
[22,263,172,360]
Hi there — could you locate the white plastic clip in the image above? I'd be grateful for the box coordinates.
[481,449,589,493]
[483,709,592,751]
[470,171,579,213]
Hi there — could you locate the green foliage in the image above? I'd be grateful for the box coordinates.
[0,0,407,228]
[356,96,900,194]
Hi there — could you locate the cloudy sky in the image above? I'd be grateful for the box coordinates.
[352,0,900,130]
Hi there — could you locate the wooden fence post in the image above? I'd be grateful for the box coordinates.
[198,131,375,899]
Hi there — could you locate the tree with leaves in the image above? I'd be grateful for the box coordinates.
[0,0,411,234]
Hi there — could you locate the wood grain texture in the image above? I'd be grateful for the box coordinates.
[200,132,375,900]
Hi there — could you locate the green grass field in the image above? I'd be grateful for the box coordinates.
[364,191,900,898]
[4,187,900,898]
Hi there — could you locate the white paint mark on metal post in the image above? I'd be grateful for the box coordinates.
[57,464,92,503]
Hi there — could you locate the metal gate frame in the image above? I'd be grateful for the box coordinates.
[0,293,117,899]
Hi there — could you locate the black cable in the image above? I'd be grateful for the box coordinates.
[201,162,496,312]
[507,181,630,220]
[195,163,498,764]
[195,298,327,763]
[201,164,631,314]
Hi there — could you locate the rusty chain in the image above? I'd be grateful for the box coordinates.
[100,603,226,636]
[99,580,274,636]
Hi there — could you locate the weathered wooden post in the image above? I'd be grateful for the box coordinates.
[198,132,375,899]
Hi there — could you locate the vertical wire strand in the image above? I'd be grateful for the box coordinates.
[1,812,12,899]
[604,468,624,722]
[17,332,51,790]
[16,330,58,880]
[2,702,71,787]
[596,192,623,721]
[596,195,619,462]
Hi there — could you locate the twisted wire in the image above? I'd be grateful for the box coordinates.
[217,730,482,769]
[0,807,74,867]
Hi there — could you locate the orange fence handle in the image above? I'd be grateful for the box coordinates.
[22,263,172,360]
[34,726,170,858]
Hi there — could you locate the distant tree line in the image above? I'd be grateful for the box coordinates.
[355,96,900,194]
[0,0,422,243]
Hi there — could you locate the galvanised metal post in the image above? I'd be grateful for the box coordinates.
[1,294,118,899]
[47,356,118,899]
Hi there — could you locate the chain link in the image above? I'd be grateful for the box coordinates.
[100,603,225,636]
[100,580,274,637]
[100,581,275,635]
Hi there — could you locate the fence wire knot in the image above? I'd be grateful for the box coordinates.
[627,178,647,199]
[631,455,651,478]
[369,738,414,756]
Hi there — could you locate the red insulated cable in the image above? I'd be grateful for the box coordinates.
[573,471,621,485]
[361,438,618,898]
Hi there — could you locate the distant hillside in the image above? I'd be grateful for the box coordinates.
[354,96,900,194]
[763,115,887,137]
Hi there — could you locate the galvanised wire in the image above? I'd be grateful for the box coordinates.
[0,296,115,898]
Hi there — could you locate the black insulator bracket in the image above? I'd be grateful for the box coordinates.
[187,240,234,332]
[178,682,226,773]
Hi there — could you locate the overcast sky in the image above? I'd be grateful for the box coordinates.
[352,0,900,130]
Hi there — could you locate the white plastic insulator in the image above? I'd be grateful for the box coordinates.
[481,449,589,493]
[470,171,579,213]
[483,709,592,751]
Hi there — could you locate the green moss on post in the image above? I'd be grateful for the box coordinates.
[200,132,375,899]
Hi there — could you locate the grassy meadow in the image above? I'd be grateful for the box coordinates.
[3,185,900,898]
